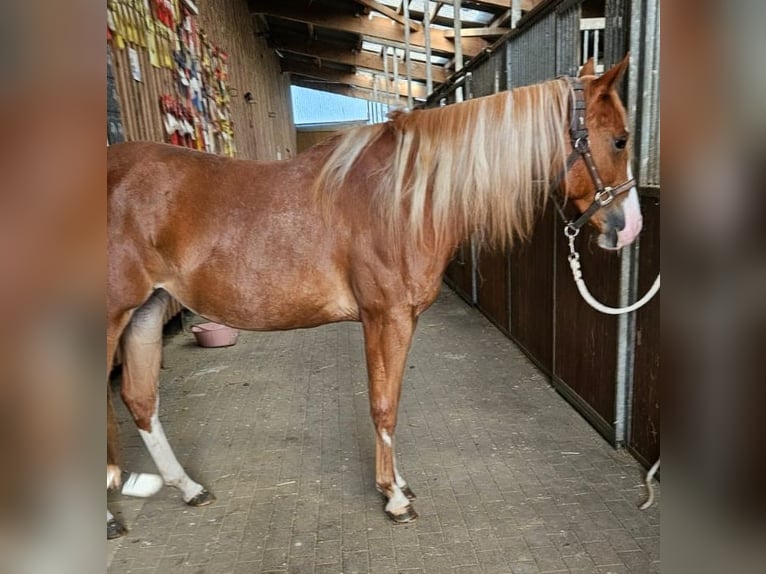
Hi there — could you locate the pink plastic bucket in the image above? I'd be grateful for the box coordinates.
[190,322,239,348]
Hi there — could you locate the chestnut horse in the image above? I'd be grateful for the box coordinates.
[107,57,641,536]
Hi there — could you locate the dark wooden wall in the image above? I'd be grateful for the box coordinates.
[448,195,660,460]
[552,224,623,441]
[629,195,660,465]
[509,206,556,373]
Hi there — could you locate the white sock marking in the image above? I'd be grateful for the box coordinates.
[385,484,410,514]
[138,407,204,501]
[381,429,392,447]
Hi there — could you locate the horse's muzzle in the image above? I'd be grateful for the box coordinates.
[597,188,643,250]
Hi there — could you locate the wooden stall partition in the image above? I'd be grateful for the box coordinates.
[444,241,475,305]
[476,249,510,335]
[552,224,623,443]
[509,205,556,374]
[628,195,660,465]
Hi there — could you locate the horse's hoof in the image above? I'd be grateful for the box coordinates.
[107,518,127,540]
[186,489,215,507]
[385,504,418,524]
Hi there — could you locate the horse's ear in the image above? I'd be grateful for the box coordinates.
[593,53,630,92]
[579,58,596,77]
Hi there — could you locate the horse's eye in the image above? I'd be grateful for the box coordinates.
[614,137,628,151]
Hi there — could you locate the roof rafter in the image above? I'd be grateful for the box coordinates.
[274,37,447,82]
[355,0,421,31]
[292,77,408,104]
[251,1,487,57]
[443,26,509,38]
[281,59,428,99]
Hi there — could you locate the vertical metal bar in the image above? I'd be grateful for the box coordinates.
[583,29,590,64]
[383,46,390,106]
[615,241,637,445]
[511,0,522,28]
[594,28,600,70]
[372,73,379,121]
[403,0,414,108]
[392,46,399,104]
[465,71,473,99]
[470,238,478,304]
[454,0,464,102]
[627,0,642,140]
[640,0,659,186]
[423,0,433,93]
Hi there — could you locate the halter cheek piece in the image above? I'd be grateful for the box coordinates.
[554,77,636,237]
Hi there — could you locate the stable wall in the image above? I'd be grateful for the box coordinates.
[109,0,294,161]
[196,0,295,160]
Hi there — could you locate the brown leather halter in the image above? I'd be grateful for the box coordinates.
[554,77,636,237]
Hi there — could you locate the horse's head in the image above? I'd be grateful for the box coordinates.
[562,54,642,250]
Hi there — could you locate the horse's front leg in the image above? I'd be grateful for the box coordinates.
[362,309,418,523]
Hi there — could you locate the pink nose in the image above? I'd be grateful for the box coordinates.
[617,213,643,248]
[615,187,643,248]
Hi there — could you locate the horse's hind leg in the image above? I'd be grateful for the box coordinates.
[120,290,214,506]
[362,308,418,523]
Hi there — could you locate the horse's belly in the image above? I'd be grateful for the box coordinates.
[165,280,360,331]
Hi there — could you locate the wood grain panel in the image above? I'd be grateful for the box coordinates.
[509,205,555,373]
[476,248,509,334]
[197,0,295,160]
[553,220,622,438]
[445,241,475,305]
[629,196,660,466]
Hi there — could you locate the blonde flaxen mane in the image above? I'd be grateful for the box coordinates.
[313,78,571,250]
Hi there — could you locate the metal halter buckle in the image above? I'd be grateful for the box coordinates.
[594,187,615,207]
[573,137,589,153]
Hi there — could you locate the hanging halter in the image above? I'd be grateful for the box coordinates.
[554,77,660,315]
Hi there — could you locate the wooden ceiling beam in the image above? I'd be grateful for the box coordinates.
[436,0,540,8]
[443,26,510,38]
[291,77,407,104]
[281,59,428,99]
[251,1,487,57]
[355,0,421,31]
[273,37,447,82]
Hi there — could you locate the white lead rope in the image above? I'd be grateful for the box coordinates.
[639,458,661,510]
[565,227,660,315]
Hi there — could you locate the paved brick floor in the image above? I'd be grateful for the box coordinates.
[108,287,659,573]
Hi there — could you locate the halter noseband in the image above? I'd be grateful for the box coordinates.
[555,77,636,237]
